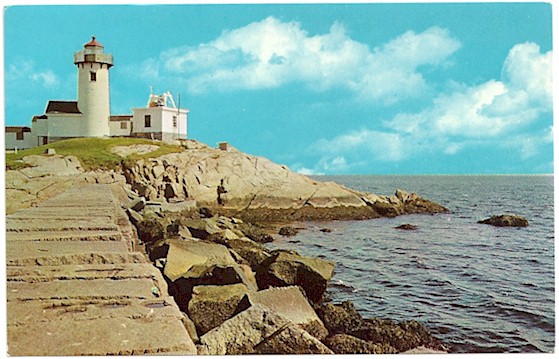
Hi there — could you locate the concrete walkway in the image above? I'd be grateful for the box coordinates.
[6,184,197,355]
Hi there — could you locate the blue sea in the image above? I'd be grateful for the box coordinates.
[270,175,555,353]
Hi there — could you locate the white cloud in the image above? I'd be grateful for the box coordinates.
[158,17,460,103]
[6,61,59,88]
[30,70,59,88]
[505,127,553,160]
[308,42,552,171]
[315,129,406,162]
[389,79,510,138]
[290,163,325,176]
[501,42,552,109]
[134,58,161,81]
[353,27,461,104]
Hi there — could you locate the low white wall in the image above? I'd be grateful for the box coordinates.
[5,131,35,150]
[109,120,132,137]
[46,114,84,137]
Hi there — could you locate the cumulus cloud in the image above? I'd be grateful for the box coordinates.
[158,16,460,103]
[307,42,552,172]
[501,42,552,108]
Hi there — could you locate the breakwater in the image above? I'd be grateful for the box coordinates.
[6,184,196,355]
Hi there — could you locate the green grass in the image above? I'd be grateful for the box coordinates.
[6,137,184,171]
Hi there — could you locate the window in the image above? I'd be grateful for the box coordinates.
[144,114,151,128]
[172,116,177,128]
[120,121,128,130]
[16,131,24,140]
[90,72,96,82]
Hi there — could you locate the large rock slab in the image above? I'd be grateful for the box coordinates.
[19,154,84,178]
[198,304,333,355]
[256,250,335,304]
[111,144,160,157]
[164,239,254,288]
[252,322,333,354]
[182,217,223,239]
[6,174,75,214]
[216,237,271,270]
[243,286,328,340]
[163,239,257,313]
[188,283,251,335]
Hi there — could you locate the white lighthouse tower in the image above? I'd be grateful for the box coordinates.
[74,36,113,137]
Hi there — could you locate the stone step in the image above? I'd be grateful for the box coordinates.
[7,315,197,356]
[6,241,132,265]
[6,219,120,232]
[7,251,146,266]
[37,203,117,210]
[7,297,181,326]
[39,198,116,206]
[6,183,197,355]
[8,204,116,214]
[6,230,123,242]
[7,278,161,302]
[7,263,161,283]
[8,211,115,221]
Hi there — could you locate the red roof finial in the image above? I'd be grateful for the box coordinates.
[85,36,103,48]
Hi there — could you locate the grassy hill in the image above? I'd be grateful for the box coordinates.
[5,137,184,171]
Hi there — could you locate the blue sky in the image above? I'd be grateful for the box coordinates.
[3,3,553,174]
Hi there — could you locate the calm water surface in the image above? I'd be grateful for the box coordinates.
[269,175,554,353]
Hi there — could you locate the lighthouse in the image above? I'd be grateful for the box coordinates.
[5,36,190,150]
[74,36,113,137]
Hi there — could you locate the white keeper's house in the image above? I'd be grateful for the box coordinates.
[5,36,189,150]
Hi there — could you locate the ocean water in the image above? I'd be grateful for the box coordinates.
[269,175,555,353]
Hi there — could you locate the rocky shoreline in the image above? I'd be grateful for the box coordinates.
[6,140,451,354]
[127,199,449,354]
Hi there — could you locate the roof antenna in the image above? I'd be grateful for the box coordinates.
[149,85,153,95]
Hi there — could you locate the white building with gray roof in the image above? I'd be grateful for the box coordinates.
[5,36,188,150]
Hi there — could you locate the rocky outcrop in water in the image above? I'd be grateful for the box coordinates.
[316,301,447,354]
[120,141,448,221]
[278,226,300,236]
[395,224,418,230]
[478,214,529,227]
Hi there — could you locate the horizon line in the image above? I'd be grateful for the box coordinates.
[309,173,554,177]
